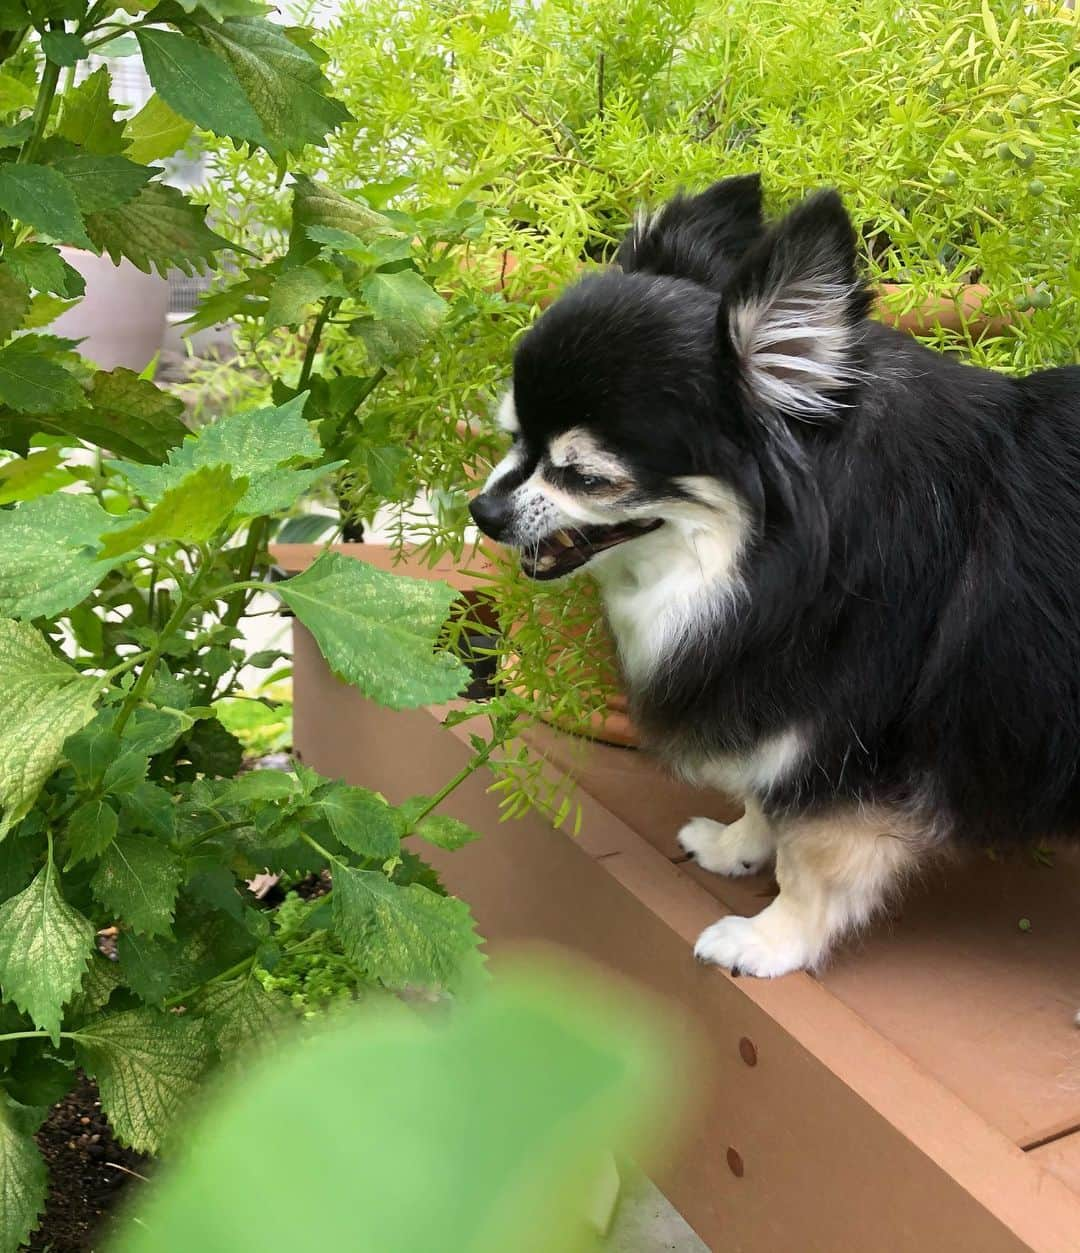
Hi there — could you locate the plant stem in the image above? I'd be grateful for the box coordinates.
[163,954,258,1011]
[407,735,501,828]
[19,56,61,166]
[220,517,269,630]
[176,817,250,853]
[112,555,215,737]
[297,297,339,392]
[300,831,339,864]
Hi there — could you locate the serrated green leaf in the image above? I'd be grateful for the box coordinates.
[65,798,118,869]
[332,865,480,991]
[264,264,346,330]
[86,367,189,463]
[289,176,393,260]
[137,27,265,147]
[194,17,350,156]
[311,782,400,861]
[74,1006,211,1152]
[0,621,100,836]
[111,392,329,515]
[22,292,79,329]
[0,163,92,247]
[0,264,30,342]
[197,970,279,1055]
[275,551,467,709]
[0,493,140,618]
[68,952,124,1019]
[99,464,245,557]
[118,781,176,840]
[413,814,482,851]
[124,92,195,164]
[87,182,237,277]
[360,270,447,355]
[116,931,177,1004]
[0,825,38,900]
[53,153,155,215]
[91,835,183,937]
[4,241,85,298]
[0,447,72,505]
[0,859,95,1040]
[181,718,243,777]
[0,336,83,413]
[0,71,34,113]
[218,770,294,804]
[57,65,126,154]
[41,29,89,65]
[0,1097,47,1251]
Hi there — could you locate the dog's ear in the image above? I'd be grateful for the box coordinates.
[716,190,872,422]
[616,173,765,288]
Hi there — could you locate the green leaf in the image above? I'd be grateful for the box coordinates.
[218,770,294,804]
[332,865,480,991]
[413,814,482,851]
[0,825,38,900]
[0,621,100,837]
[111,964,676,1253]
[0,1098,47,1251]
[0,70,34,114]
[68,952,124,1019]
[311,782,401,861]
[99,464,246,557]
[289,176,393,259]
[0,162,91,247]
[360,270,448,355]
[74,1007,211,1153]
[275,551,467,709]
[86,367,189,462]
[0,860,95,1041]
[181,718,243,777]
[264,264,346,330]
[116,932,177,1004]
[0,447,70,506]
[87,182,237,277]
[0,336,83,414]
[0,493,140,619]
[57,65,126,154]
[124,93,195,163]
[40,29,89,65]
[90,835,183,937]
[0,265,30,342]
[111,392,330,516]
[53,154,155,215]
[65,798,118,869]
[197,971,279,1056]
[4,241,85,298]
[118,781,176,840]
[194,17,350,156]
[136,27,265,147]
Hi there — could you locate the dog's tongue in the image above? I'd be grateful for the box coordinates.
[521,519,661,581]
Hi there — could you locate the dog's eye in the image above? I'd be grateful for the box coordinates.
[565,467,608,490]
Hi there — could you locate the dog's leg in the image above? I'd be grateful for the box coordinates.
[694,806,922,977]
[677,798,776,876]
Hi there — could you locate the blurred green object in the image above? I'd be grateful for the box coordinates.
[112,960,685,1253]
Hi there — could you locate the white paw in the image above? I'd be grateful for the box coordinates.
[693,907,816,978]
[677,815,772,877]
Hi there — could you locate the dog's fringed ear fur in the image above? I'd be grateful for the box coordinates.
[716,190,873,422]
[616,173,765,289]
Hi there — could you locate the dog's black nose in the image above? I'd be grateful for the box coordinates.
[469,491,511,541]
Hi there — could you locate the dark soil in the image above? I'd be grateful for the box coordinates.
[28,1075,148,1252]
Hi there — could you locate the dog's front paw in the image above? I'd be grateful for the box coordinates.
[677,815,772,876]
[693,906,816,978]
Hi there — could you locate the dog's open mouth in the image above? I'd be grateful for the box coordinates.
[520,519,663,581]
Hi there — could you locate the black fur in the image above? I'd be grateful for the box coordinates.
[494,177,1080,848]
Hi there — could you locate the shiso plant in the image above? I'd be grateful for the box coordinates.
[0,5,518,1247]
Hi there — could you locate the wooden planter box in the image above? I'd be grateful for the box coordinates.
[280,545,1080,1251]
